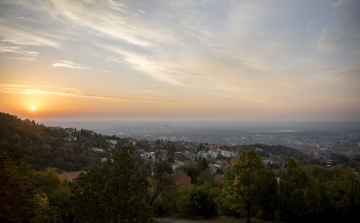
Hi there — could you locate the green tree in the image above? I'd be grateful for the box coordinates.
[32,167,61,195]
[176,185,214,219]
[145,161,175,207]
[187,167,198,184]
[0,145,55,222]
[49,185,74,222]
[256,170,278,221]
[72,146,154,222]
[216,148,266,223]
[326,168,360,222]
[279,158,310,222]
[197,168,216,185]
[0,147,37,222]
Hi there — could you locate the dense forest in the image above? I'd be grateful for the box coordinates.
[1,112,359,222]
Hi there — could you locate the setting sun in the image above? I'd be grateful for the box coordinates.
[31,106,35,110]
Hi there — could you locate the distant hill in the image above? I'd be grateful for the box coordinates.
[0,112,106,172]
[241,143,309,160]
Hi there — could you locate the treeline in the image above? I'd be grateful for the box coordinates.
[1,142,360,222]
[242,143,309,160]
[0,112,109,172]
[0,144,174,222]
[151,150,360,223]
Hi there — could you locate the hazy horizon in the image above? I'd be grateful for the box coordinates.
[1,0,359,122]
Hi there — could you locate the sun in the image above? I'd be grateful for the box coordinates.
[31,106,35,110]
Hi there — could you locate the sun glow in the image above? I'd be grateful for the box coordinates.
[31,106,35,110]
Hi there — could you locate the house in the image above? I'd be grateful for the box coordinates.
[172,161,184,170]
[208,150,218,159]
[85,130,95,136]
[91,147,104,152]
[220,150,232,158]
[101,157,114,163]
[65,127,75,133]
[59,170,86,182]
[144,152,155,162]
[172,172,191,187]
[107,140,117,149]
[208,164,217,173]
[64,136,77,141]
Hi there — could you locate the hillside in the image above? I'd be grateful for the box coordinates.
[241,143,309,160]
[0,112,107,172]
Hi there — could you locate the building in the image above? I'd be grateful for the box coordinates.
[172,172,191,187]
[220,150,232,158]
[172,161,184,170]
[64,136,77,141]
[59,170,86,182]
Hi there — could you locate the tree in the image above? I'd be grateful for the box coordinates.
[216,148,266,223]
[202,157,208,171]
[256,170,278,221]
[33,167,61,195]
[197,168,216,185]
[187,167,198,184]
[0,146,37,222]
[0,144,55,222]
[279,158,310,222]
[72,146,154,222]
[49,184,74,222]
[145,161,175,207]
[176,185,212,219]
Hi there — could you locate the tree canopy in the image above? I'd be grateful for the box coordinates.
[72,146,154,222]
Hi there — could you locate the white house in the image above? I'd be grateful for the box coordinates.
[220,150,232,158]
[64,136,77,141]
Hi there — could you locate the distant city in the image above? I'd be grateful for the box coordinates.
[43,120,360,161]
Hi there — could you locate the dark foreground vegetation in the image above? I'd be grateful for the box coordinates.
[1,112,359,222]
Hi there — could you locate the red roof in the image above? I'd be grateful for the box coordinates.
[172,172,191,187]
[172,161,183,166]
[59,170,86,181]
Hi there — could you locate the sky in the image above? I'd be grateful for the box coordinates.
[0,0,359,122]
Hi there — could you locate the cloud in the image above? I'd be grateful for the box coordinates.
[330,0,357,9]
[314,27,337,52]
[35,0,158,47]
[0,24,60,48]
[0,81,182,103]
[0,44,39,56]
[52,60,91,69]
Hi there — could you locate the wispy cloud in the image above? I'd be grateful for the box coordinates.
[52,60,91,69]
[314,27,337,52]
[0,44,38,56]
[0,24,60,48]
[0,81,182,103]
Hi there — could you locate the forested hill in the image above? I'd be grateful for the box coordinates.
[241,143,309,160]
[0,112,108,172]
